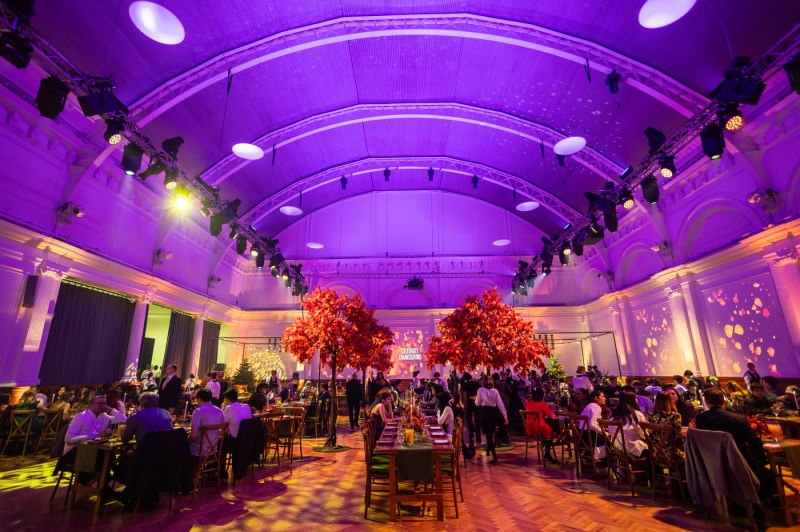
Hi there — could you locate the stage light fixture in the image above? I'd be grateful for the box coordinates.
[384,168,391,182]
[0,31,33,69]
[269,254,284,270]
[561,241,572,256]
[644,127,666,155]
[139,157,167,179]
[162,136,184,159]
[173,185,190,211]
[281,271,289,281]
[250,247,260,258]
[571,238,584,257]
[284,277,292,288]
[472,175,479,189]
[77,84,127,117]
[428,167,435,182]
[163,168,179,190]
[209,214,222,236]
[218,199,241,224]
[228,225,238,240]
[103,116,125,144]
[236,235,247,255]
[605,70,621,94]
[700,123,725,160]
[641,175,660,204]
[717,103,743,131]
[255,253,265,270]
[785,54,800,95]
[621,191,635,210]
[542,265,551,276]
[658,154,676,178]
[122,143,143,176]
[35,77,70,119]
[199,206,210,218]
[340,176,347,190]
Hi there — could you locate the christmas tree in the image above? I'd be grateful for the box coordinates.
[547,352,566,381]
[232,357,256,392]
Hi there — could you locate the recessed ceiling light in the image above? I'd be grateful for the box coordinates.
[553,136,587,155]
[516,201,540,212]
[232,143,264,160]
[493,239,511,247]
[306,242,324,249]
[638,0,697,29]
[279,206,303,216]
[129,2,185,45]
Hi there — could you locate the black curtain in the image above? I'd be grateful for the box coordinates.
[198,320,221,377]
[39,282,135,386]
[163,311,195,375]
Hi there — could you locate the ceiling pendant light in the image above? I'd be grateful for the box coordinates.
[129,2,185,45]
[232,143,264,160]
[553,136,586,155]
[279,192,303,216]
[516,201,540,212]
[638,0,697,29]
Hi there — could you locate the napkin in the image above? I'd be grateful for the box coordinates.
[434,439,449,444]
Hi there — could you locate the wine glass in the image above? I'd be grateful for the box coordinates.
[771,404,781,418]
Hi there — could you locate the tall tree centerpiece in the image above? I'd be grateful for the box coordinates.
[426,288,550,375]
[282,288,394,449]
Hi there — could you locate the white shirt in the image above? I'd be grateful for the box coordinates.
[205,380,221,399]
[437,405,454,436]
[475,387,508,421]
[190,402,226,457]
[184,378,197,391]
[223,401,252,438]
[64,408,127,454]
[438,378,449,392]
[580,402,603,433]
[35,393,49,408]
[572,375,593,393]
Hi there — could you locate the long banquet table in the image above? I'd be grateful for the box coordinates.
[372,419,454,521]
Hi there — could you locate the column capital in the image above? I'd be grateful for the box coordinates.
[142,284,158,304]
[199,304,211,320]
[766,246,799,267]
[37,260,69,279]
[664,284,683,299]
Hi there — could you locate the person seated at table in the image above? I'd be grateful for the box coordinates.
[11,390,46,433]
[725,381,747,411]
[761,376,783,400]
[184,374,198,393]
[222,389,252,439]
[644,378,662,396]
[317,383,331,405]
[106,388,124,412]
[663,386,696,427]
[603,376,623,400]
[29,385,49,409]
[684,380,702,403]
[525,388,558,464]
[568,388,589,413]
[609,391,647,457]
[622,384,653,415]
[777,385,800,411]
[248,382,269,413]
[742,384,776,416]
[121,392,172,444]
[51,391,75,423]
[189,389,226,462]
[579,390,606,446]
[695,388,776,500]
[370,392,394,438]
[436,392,455,437]
[647,391,685,462]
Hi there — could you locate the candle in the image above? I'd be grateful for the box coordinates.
[182,400,189,423]
[122,392,126,404]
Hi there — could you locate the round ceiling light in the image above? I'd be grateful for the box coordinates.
[231,143,264,160]
[279,206,303,216]
[553,136,587,155]
[129,2,185,45]
[638,0,697,29]
[306,242,324,249]
[493,239,511,247]
[516,201,540,212]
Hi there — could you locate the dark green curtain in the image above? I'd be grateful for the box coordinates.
[163,311,195,374]
[39,282,135,385]
[198,320,221,377]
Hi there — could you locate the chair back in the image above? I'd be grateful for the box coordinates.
[128,428,192,495]
[640,421,675,466]
[198,422,227,461]
[519,410,541,438]
[9,410,35,437]
[316,399,330,423]
[598,419,624,454]
[566,413,592,452]
[231,418,264,480]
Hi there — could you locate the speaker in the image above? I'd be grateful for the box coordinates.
[711,78,766,106]
[138,337,155,375]
[77,92,128,117]
[21,274,38,308]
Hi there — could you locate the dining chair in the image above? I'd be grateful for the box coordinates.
[37,408,65,452]
[2,410,35,456]
[192,422,228,497]
[566,413,599,480]
[519,410,543,465]
[314,399,330,438]
[640,421,687,503]
[551,414,574,468]
[599,419,649,496]
[362,426,390,518]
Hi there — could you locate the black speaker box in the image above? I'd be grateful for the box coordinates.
[21,274,38,308]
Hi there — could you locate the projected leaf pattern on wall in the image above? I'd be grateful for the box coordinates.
[634,304,678,375]
[245,344,288,382]
[703,274,796,377]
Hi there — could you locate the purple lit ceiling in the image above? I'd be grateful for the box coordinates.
[30,1,800,255]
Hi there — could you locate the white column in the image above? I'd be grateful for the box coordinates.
[609,304,629,371]
[120,285,156,382]
[665,284,697,373]
[12,262,68,385]
[765,244,800,356]
[618,296,640,375]
[187,313,205,377]
[678,275,716,376]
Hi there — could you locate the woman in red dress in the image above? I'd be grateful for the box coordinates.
[525,388,558,463]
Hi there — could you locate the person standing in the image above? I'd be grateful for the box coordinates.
[572,366,593,393]
[461,373,481,445]
[267,370,281,393]
[475,377,508,465]
[151,365,162,380]
[158,363,182,413]
[345,373,363,431]
[205,372,221,407]
[743,362,762,392]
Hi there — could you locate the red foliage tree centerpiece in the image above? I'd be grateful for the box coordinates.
[426,288,550,375]
[282,288,394,449]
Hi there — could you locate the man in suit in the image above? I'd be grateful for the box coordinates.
[158,364,182,414]
[695,388,775,499]
[345,373,363,431]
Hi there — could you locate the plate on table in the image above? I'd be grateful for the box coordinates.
[376,441,393,446]
[433,439,449,444]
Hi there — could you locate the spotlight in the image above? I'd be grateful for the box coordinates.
[717,103,743,131]
[605,70,621,94]
[229,225,238,239]
[700,123,725,160]
[384,168,391,182]
[284,276,292,288]
[542,265,551,276]
[428,167,435,182]
[122,143,143,176]
[36,77,70,119]
[199,206,210,218]
[577,219,605,245]
[0,31,33,69]
[603,205,618,232]
[162,136,184,159]
[559,250,569,266]
[561,241,572,256]
[250,247,260,258]
[173,185,190,211]
[255,253,265,270]
[209,214,222,236]
[785,54,800,95]
[281,271,289,281]
[340,176,347,189]
[164,168,179,190]
[103,116,125,145]
[621,191,635,210]
[236,235,248,255]
[269,254,284,270]
[712,57,766,105]
[540,249,554,269]
[218,199,241,224]
[644,127,666,155]
[658,154,676,178]
[139,156,167,179]
[77,82,127,117]
[641,175,660,204]
[571,238,584,257]
[556,154,566,167]
[472,175,479,189]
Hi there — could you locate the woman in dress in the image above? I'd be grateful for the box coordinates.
[664,387,696,426]
[646,391,685,462]
[609,391,647,457]
[370,392,394,438]
[436,392,455,436]
[525,388,558,463]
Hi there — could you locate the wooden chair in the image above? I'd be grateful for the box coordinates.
[441,418,464,517]
[50,452,76,506]
[274,415,298,464]
[37,409,65,452]
[599,419,649,496]
[519,410,542,465]
[362,426,390,518]
[640,421,687,503]
[552,414,574,468]
[291,410,306,459]
[261,413,282,466]
[566,413,599,480]
[314,399,330,438]
[2,410,36,456]
[192,422,228,497]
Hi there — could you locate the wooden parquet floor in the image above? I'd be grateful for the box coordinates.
[0,424,796,531]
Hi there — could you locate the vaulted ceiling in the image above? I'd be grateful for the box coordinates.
[30,0,800,259]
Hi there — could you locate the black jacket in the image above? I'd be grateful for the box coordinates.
[346,378,363,402]
[158,374,183,410]
[695,406,766,467]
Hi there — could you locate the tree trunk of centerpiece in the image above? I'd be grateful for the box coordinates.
[324,351,339,449]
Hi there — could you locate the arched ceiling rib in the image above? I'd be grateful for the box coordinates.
[130,14,708,126]
[203,103,624,187]
[239,156,583,229]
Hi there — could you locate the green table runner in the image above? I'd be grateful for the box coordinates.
[396,443,434,482]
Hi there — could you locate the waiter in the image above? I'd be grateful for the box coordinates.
[158,363,182,413]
